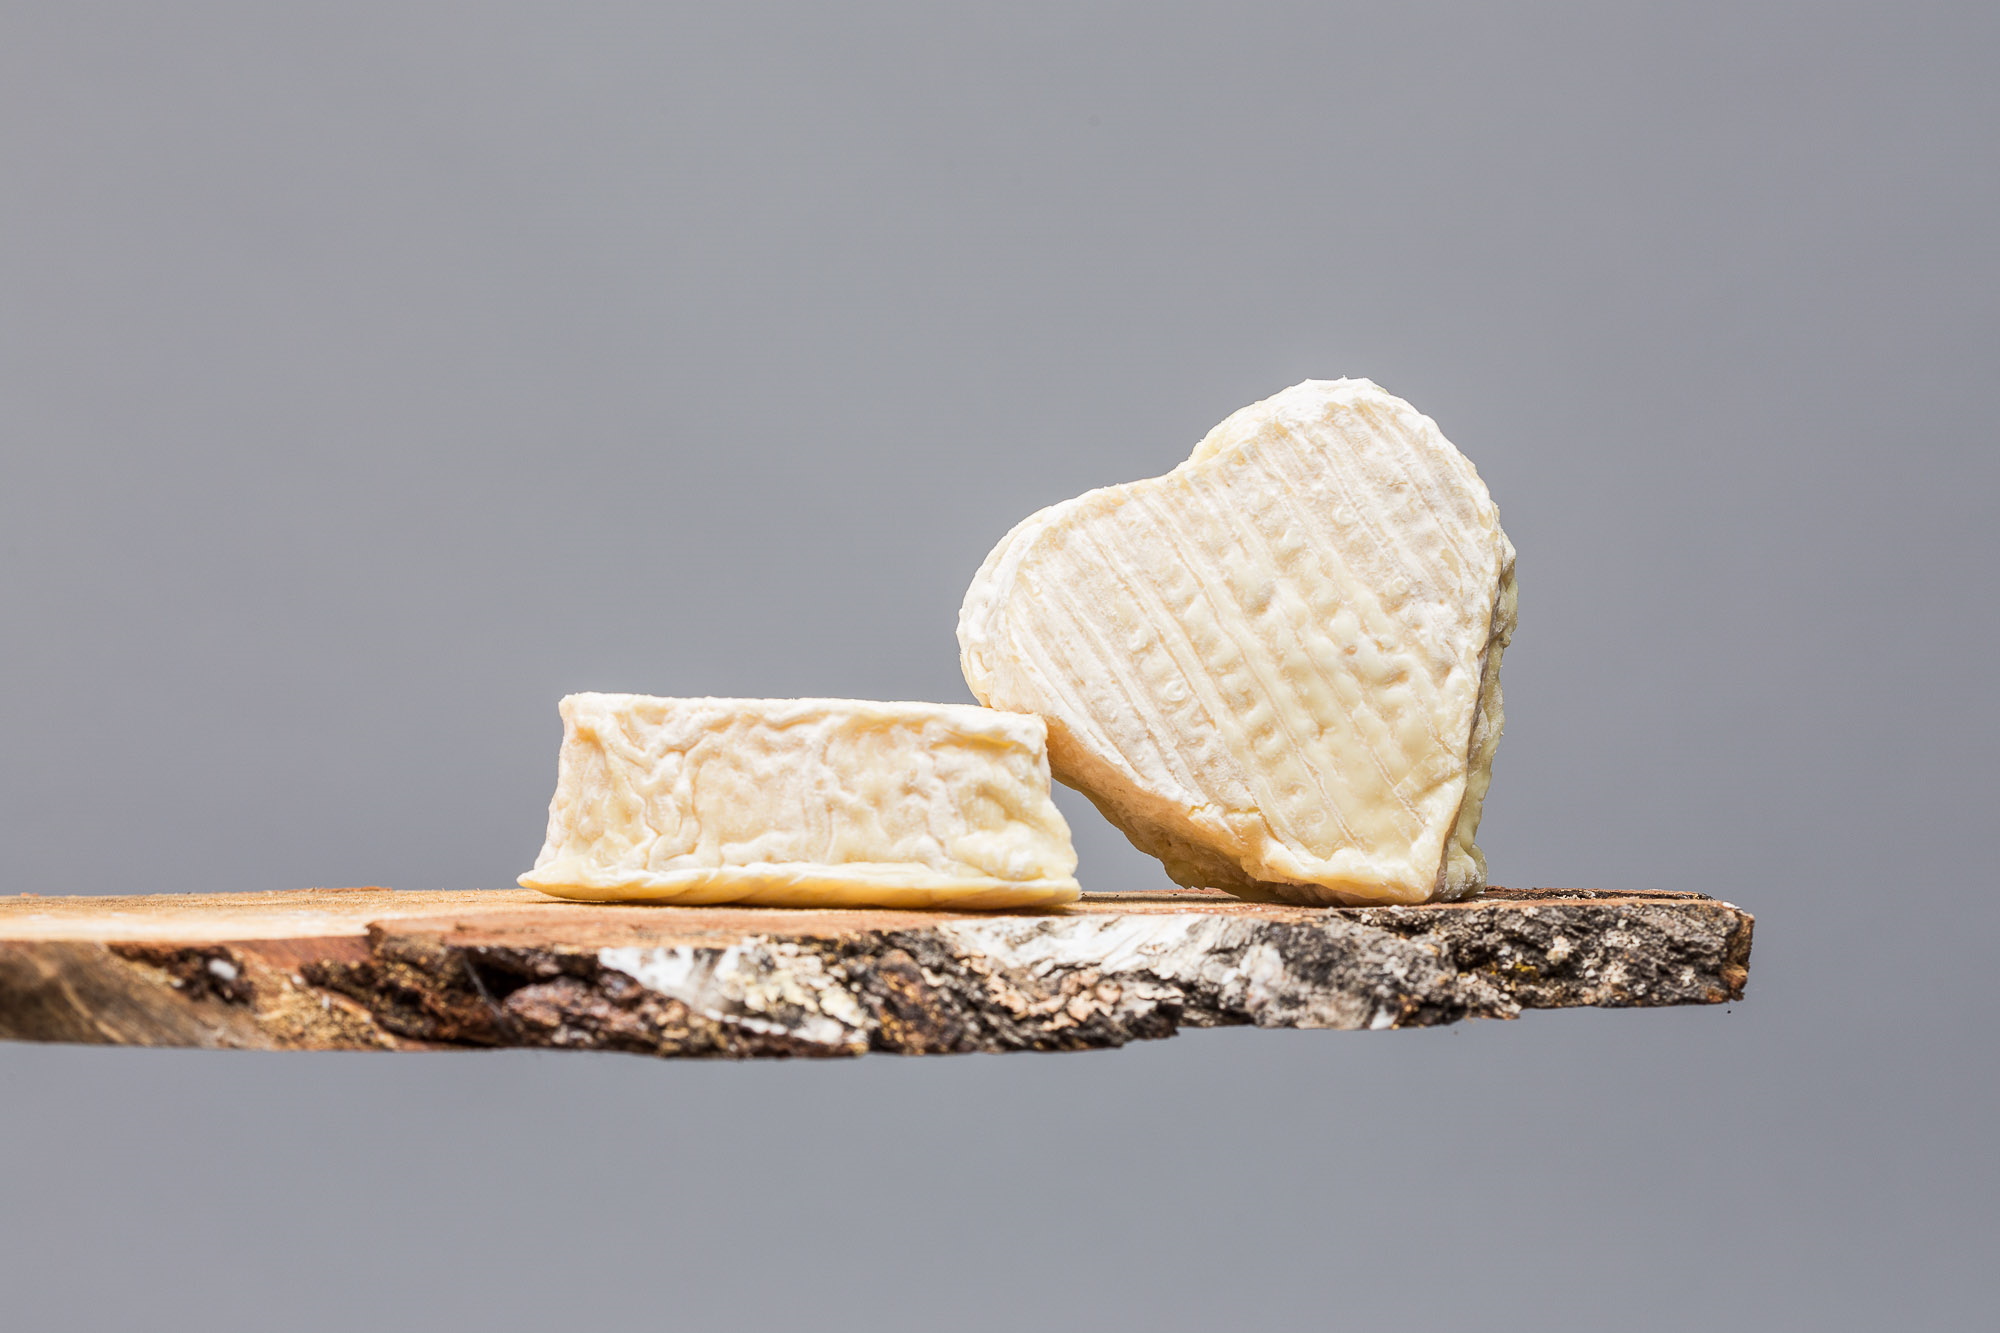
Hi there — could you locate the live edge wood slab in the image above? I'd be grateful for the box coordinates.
[0,887,1752,1059]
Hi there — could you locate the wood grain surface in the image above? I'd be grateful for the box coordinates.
[0,887,1752,1058]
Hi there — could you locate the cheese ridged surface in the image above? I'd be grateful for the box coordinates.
[521,695,1080,908]
[959,379,1515,906]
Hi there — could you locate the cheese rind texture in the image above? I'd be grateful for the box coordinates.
[520,695,1080,908]
[958,379,1516,906]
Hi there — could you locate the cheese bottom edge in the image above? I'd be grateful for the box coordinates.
[520,864,1081,910]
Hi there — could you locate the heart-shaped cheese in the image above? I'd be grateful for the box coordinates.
[959,379,1516,906]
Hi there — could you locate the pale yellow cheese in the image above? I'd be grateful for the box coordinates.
[520,694,1080,908]
[958,379,1516,906]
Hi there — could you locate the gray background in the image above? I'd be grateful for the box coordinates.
[1,3,1992,1329]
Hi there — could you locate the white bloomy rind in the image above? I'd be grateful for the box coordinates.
[959,379,1516,907]
[521,694,1080,908]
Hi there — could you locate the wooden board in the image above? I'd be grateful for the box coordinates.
[0,887,1752,1058]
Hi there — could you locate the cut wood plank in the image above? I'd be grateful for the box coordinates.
[0,887,1752,1058]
